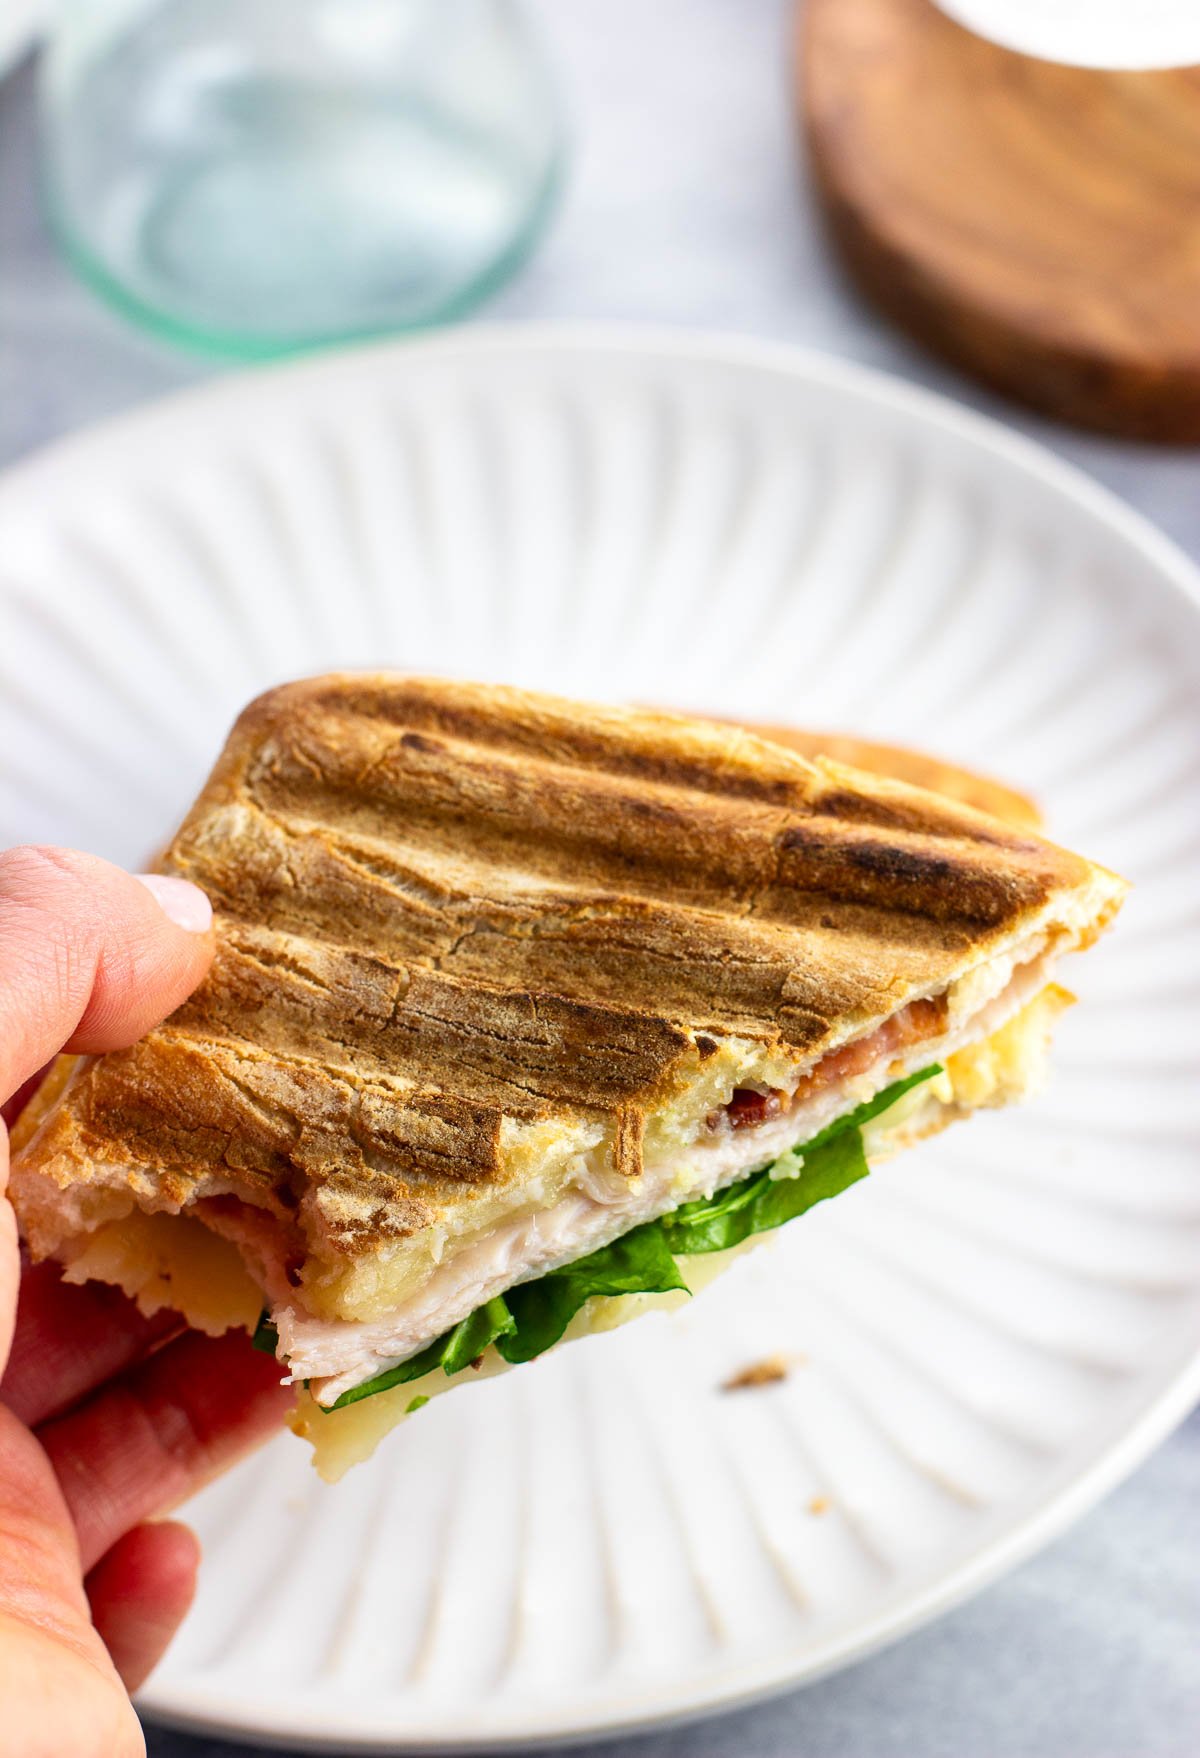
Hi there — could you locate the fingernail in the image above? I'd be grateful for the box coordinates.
[135,874,213,934]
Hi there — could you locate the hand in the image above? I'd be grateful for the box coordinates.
[0,849,293,1758]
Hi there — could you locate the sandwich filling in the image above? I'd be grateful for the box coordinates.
[279,976,1069,1478]
[260,939,1061,1408]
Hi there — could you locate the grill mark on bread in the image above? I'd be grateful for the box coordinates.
[12,677,1116,1274]
[231,707,1063,938]
[172,804,967,1046]
[65,1033,506,1251]
[242,728,789,910]
[173,932,691,1117]
[685,714,1044,831]
[808,787,1039,850]
[290,678,806,807]
[776,822,1049,926]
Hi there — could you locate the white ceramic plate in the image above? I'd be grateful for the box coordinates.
[1,330,1198,1753]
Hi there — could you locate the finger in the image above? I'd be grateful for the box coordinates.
[0,1150,19,1368]
[2,1260,183,1429]
[0,846,213,1101]
[0,1407,145,1758]
[86,1520,200,1692]
[0,1059,52,1130]
[39,1328,292,1572]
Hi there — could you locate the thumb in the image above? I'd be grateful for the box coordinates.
[0,847,214,1104]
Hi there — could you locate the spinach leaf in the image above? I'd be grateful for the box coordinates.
[309,1062,942,1409]
[330,1297,516,1410]
[660,1064,939,1255]
[497,1222,688,1365]
[660,1125,867,1254]
[803,1063,942,1147]
[440,1297,517,1374]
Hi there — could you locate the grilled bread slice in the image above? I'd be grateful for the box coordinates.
[10,678,1125,1476]
[721,720,1043,831]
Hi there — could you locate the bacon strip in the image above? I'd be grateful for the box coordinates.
[722,993,949,1130]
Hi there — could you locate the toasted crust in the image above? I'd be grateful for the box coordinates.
[726,720,1043,831]
[11,677,1123,1277]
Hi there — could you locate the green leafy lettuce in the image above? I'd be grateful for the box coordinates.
[268,1064,941,1411]
[660,1062,941,1256]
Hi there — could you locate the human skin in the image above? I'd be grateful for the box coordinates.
[0,847,293,1758]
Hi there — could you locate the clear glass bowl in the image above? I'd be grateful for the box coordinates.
[41,0,566,357]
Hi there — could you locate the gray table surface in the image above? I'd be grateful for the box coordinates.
[2,4,1197,1754]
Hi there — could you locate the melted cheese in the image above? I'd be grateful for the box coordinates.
[48,985,1071,1480]
[60,1210,262,1336]
[293,984,1071,1479]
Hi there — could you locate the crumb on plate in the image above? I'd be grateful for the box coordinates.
[720,1352,799,1391]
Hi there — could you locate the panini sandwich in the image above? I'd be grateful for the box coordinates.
[10,677,1126,1478]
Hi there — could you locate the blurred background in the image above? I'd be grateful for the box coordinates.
[3,0,1199,558]
[1,4,1197,1756]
